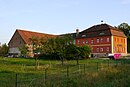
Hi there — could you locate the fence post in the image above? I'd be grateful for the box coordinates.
[108,60,110,68]
[78,64,81,74]
[67,65,69,77]
[84,64,85,74]
[97,62,99,72]
[45,69,47,86]
[115,60,118,67]
[15,74,18,87]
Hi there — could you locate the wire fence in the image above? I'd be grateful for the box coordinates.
[0,60,130,87]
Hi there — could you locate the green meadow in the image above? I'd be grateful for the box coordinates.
[0,57,130,87]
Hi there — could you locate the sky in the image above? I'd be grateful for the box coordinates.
[0,0,130,44]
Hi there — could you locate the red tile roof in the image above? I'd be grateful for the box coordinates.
[17,29,56,44]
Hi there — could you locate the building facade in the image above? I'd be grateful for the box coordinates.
[8,24,127,57]
[75,24,127,58]
[8,29,56,57]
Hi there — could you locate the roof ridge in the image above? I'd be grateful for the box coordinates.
[16,29,56,44]
[16,29,56,36]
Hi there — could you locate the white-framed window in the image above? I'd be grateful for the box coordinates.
[120,47,122,52]
[82,35,86,37]
[97,48,99,52]
[117,48,118,52]
[73,39,76,44]
[97,38,99,43]
[77,40,80,44]
[114,47,116,52]
[107,38,109,42]
[100,48,103,52]
[82,40,85,44]
[91,39,94,44]
[100,38,103,42]
[106,47,109,52]
[86,39,88,44]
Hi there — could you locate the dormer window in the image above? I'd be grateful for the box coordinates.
[82,35,86,37]
[99,32,105,35]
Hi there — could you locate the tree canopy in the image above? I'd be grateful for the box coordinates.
[117,23,130,53]
[118,23,130,36]
[0,43,9,57]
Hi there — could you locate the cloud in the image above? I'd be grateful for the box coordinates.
[121,0,130,5]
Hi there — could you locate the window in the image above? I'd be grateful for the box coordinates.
[99,32,105,35]
[107,38,109,42]
[100,48,103,52]
[114,47,116,52]
[106,47,109,52]
[115,38,116,42]
[117,48,118,52]
[82,35,86,37]
[82,40,85,44]
[73,39,76,44]
[97,38,99,43]
[122,47,124,52]
[117,38,119,42]
[100,38,103,42]
[91,39,94,44]
[86,39,88,44]
[97,48,99,52]
[121,39,123,43]
[77,40,80,44]
[120,47,122,52]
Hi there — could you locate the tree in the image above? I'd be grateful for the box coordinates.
[65,44,81,64]
[19,45,29,57]
[40,35,73,65]
[118,23,130,36]
[75,45,91,65]
[65,44,91,65]
[79,45,91,58]
[29,36,40,54]
[117,23,130,53]
[0,43,9,57]
[55,35,74,65]
[65,44,80,60]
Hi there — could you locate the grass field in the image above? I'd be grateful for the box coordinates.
[0,57,130,87]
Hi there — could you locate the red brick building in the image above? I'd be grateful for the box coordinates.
[75,24,127,57]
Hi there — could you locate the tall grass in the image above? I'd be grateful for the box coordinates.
[0,57,130,87]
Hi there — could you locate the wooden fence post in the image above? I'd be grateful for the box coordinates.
[97,62,99,72]
[45,69,47,86]
[84,64,85,74]
[78,64,81,74]
[108,60,110,68]
[15,74,18,87]
[67,65,69,77]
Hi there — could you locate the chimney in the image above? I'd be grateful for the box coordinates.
[76,29,79,37]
